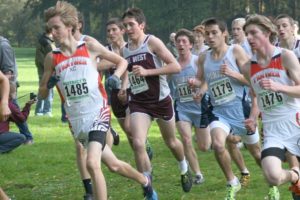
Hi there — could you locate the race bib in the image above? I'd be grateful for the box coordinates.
[177,83,193,102]
[209,77,236,105]
[258,90,285,111]
[63,78,89,102]
[128,71,149,94]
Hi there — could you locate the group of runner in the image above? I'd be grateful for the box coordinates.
[26,1,300,200]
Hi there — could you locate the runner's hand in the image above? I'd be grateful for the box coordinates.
[117,89,127,105]
[0,103,11,121]
[244,118,257,133]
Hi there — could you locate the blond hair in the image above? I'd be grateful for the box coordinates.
[244,14,278,43]
[232,18,246,27]
[44,1,78,34]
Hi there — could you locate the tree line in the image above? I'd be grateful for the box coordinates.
[1,0,299,47]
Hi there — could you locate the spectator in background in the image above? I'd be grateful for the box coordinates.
[35,26,55,117]
[0,81,35,154]
[192,25,209,55]
[0,35,34,145]
[0,71,11,122]
[166,32,178,58]
[0,71,11,199]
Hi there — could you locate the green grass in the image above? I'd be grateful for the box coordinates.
[0,48,294,200]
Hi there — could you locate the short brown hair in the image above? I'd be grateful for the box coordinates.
[175,29,195,45]
[106,18,125,30]
[202,18,229,43]
[122,7,146,25]
[275,14,295,26]
[202,18,228,33]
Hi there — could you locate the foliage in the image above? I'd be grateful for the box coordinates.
[0,47,294,200]
[1,0,300,46]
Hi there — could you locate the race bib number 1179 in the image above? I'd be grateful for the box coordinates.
[209,77,236,105]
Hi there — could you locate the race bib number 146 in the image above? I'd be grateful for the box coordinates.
[128,72,149,94]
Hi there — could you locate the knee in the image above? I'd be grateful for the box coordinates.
[12,134,26,146]
[248,145,261,162]
[19,134,26,143]
[86,158,100,175]
[164,137,178,149]
[265,172,281,186]
[132,138,145,152]
[197,143,210,152]
[212,141,225,153]
[181,135,193,148]
[253,151,261,162]
[107,160,122,173]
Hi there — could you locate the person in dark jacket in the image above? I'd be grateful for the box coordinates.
[0,82,35,153]
[35,26,55,116]
[0,35,34,144]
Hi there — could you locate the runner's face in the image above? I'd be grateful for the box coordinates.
[275,18,294,40]
[123,17,145,40]
[47,15,71,45]
[193,32,205,47]
[232,22,245,42]
[175,35,192,56]
[245,24,268,51]
[106,24,124,44]
[205,24,226,49]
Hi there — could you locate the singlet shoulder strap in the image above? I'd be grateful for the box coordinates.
[295,39,300,48]
[143,35,151,44]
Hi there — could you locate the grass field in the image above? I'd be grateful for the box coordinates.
[0,48,294,200]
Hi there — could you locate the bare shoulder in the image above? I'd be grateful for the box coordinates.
[85,39,106,57]
[281,48,297,59]
[232,44,246,56]
[85,37,102,49]
[44,51,55,73]
[197,52,206,65]
[281,48,299,69]
[44,51,54,64]
[148,35,165,51]
[232,44,243,51]
[148,35,161,44]
[84,35,99,43]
